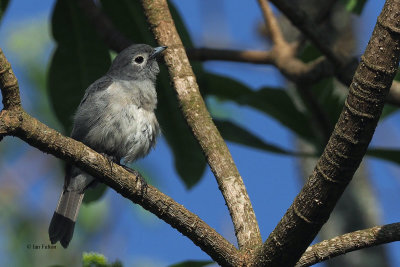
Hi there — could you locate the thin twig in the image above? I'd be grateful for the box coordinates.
[140,0,263,250]
[187,48,275,64]
[255,0,333,143]
[296,223,400,267]
[257,0,286,47]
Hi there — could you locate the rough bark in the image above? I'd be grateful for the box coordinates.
[296,223,400,267]
[140,0,262,250]
[252,0,400,265]
[0,48,242,267]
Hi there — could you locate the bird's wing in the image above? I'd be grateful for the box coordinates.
[71,75,114,141]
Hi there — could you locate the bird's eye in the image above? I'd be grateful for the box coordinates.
[134,56,144,64]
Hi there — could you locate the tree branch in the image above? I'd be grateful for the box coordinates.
[257,0,286,47]
[252,0,400,265]
[269,0,400,107]
[187,48,274,64]
[140,0,262,250]
[0,48,242,267]
[296,223,400,267]
[77,0,335,86]
[0,49,21,110]
[255,0,333,143]
[188,48,334,84]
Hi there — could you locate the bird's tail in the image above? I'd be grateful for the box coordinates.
[48,190,84,248]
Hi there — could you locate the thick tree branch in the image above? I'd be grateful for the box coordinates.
[252,0,400,266]
[140,0,262,250]
[269,0,400,107]
[0,48,242,267]
[0,49,21,110]
[296,223,400,267]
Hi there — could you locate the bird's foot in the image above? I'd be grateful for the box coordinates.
[100,153,117,173]
[120,165,148,188]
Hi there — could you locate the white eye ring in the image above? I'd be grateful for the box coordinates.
[134,56,145,64]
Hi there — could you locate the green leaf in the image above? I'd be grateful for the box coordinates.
[48,0,111,133]
[0,0,10,24]
[100,0,206,188]
[215,119,307,156]
[344,0,368,15]
[240,88,315,141]
[291,77,345,152]
[48,0,111,200]
[100,0,155,47]
[382,68,400,119]
[367,148,400,165]
[298,43,322,63]
[82,252,122,267]
[83,252,108,267]
[169,260,213,267]
[202,73,315,142]
[201,72,252,99]
[308,78,343,124]
[381,105,398,120]
[83,184,107,204]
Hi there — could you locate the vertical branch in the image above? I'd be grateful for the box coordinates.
[252,0,400,265]
[140,0,262,250]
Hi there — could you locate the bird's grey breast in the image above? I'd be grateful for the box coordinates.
[75,77,160,162]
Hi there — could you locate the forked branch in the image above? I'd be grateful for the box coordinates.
[252,0,400,265]
[140,0,262,251]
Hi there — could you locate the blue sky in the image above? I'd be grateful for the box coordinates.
[0,0,399,266]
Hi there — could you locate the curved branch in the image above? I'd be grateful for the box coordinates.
[296,223,400,267]
[0,49,21,110]
[140,0,262,250]
[0,48,241,267]
[252,0,400,265]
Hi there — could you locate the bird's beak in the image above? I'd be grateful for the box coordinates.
[149,46,167,59]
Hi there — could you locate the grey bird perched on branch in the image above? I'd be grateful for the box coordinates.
[48,44,167,248]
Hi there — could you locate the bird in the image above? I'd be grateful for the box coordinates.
[48,44,166,248]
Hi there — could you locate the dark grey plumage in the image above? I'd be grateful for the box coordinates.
[49,44,166,248]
